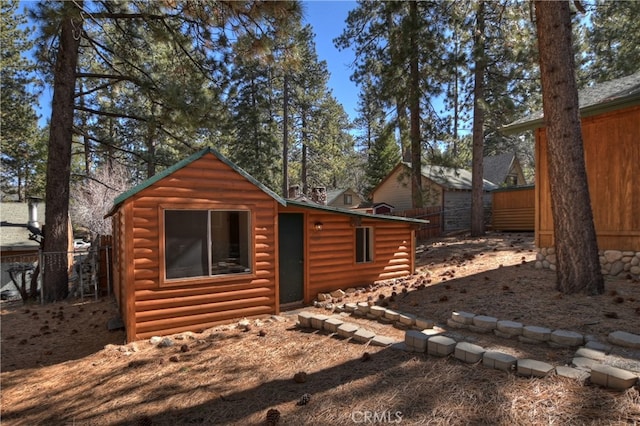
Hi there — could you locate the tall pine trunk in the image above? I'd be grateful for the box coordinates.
[534,1,604,295]
[281,75,290,198]
[409,0,423,208]
[43,1,83,301]
[470,1,486,237]
[301,112,308,195]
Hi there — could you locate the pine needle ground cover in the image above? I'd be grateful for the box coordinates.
[2,233,639,425]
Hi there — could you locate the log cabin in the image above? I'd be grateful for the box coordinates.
[106,148,427,341]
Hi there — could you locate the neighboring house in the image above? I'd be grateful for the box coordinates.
[372,162,497,232]
[503,71,640,276]
[106,148,427,341]
[483,153,527,187]
[0,199,44,297]
[326,188,365,209]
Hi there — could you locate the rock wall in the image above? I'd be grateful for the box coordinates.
[536,247,640,277]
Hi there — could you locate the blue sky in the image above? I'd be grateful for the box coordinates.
[302,1,359,121]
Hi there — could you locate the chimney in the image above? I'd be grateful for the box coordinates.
[311,187,327,205]
[288,185,301,199]
[27,197,42,230]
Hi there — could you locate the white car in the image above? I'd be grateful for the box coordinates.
[73,239,91,250]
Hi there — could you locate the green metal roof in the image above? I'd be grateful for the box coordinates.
[285,199,429,225]
[107,147,286,216]
[106,147,428,225]
[503,71,640,134]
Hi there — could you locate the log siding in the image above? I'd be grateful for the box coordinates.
[109,149,426,342]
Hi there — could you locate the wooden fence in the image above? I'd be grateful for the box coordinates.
[393,206,443,241]
[491,185,535,231]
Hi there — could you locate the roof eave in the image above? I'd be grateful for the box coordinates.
[502,96,640,134]
[105,147,286,218]
[285,199,429,225]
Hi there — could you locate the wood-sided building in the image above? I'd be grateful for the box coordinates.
[107,148,426,341]
[491,185,535,232]
[372,162,497,233]
[503,72,640,274]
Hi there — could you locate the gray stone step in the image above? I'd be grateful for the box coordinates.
[344,302,357,313]
[483,351,517,372]
[310,314,329,330]
[371,335,396,347]
[356,302,370,314]
[496,320,523,336]
[399,313,416,326]
[590,364,639,390]
[522,325,552,342]
[575,347,606,361]
[415,318,435,329]
[323,317,344,333]
[384,309,400,321]
[352,328,376,343]
[447,318,469,329]
[571,356,599,371]
[608,331,640,349]
[472,315,498,330]
[550,329,584,347]
[297,311,313,328]
[428,335,456,357]
[451,311,475,325]
[405,330,429,352]
[369,305,386,317]
[585,340,612,352]
[517,359,554,377]
[555,366,590,383]
[337,322,359,339]
[454,342,485,363]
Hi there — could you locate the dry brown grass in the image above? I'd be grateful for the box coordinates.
[2,232,639,425]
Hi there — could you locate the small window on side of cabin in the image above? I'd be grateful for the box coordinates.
[164,209,251,280]
[355,227,373,263]
[344,194,353,205]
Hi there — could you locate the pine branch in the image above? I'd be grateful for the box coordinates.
[74,105,148,122]
[71,126,151,161]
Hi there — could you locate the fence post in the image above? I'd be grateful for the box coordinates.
[105,246,111,297]
[39,250,44,305]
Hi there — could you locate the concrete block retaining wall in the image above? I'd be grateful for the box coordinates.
[536,247,640,277]
[296,305,640,392]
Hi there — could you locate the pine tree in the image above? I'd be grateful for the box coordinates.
[581,0,640,84]
[0,0,41,201]
[534,0,604,295]
[28,0,302,301]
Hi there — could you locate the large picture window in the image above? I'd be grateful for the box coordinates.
[355,227,373,263]
[164,209,251,280]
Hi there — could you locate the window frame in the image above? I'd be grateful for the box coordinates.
[355,226,374,264]
[159,203,256,287]
[343,193,353,205]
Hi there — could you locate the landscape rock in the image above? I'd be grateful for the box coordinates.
[608,331,640,349]
[604,250,623,263]
[157,337,174,348]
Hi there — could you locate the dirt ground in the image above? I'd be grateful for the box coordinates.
[1,232,639,425]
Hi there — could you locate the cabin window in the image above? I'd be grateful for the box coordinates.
[164,209,251,280]
[344,194,352,205]
[355,227,373,263]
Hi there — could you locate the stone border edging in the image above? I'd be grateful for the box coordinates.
[297,307,640,392]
